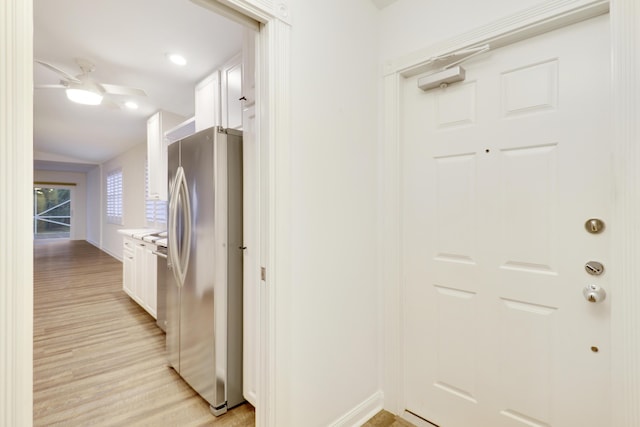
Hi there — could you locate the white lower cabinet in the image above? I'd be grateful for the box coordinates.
[143,243,157,317]
[123,237,135,297]
[122,236,157,318]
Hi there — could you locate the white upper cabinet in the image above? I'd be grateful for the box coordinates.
[221,53,243,130]
[195,51,245,132]
[242,29,256,107]
[195,71,221,132]
[147,110,186,201]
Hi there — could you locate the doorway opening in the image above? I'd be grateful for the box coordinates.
[33,185,73,240]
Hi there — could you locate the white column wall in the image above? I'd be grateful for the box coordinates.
[0,0,33,424]
[287,0,381,426]
[610,0,640,424]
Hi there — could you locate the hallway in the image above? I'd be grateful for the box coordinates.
[33,240,254,426]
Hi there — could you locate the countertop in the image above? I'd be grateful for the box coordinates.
[117,228,165,239]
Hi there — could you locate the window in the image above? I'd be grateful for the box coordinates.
[106,168,123,224]
[33,186,72,239]
[145,161,167,227]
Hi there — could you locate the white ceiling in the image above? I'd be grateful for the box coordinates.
[370,0,399,10]
[34,0,244,167]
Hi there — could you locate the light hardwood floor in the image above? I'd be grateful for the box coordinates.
[362,411,417,427]
[33,239,414,427]
[33,239,254,427]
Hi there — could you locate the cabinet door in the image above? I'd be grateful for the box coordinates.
[134,242,146,305]
[147,111,186,201]
[242,28,256,105]
[221,53,243,130]
[123,249,135,297]
[147,113,161,200]
[144,244,157,318]
[195,71,220,132]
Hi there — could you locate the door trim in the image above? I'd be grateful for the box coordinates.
[1,1,34,425]
[380,0,640,424]
[609,0,640,424]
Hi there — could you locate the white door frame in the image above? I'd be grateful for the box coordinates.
[1,1,291,426]
[1,1,34,425]
[380,0,640,424]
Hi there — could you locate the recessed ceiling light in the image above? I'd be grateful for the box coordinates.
[167,53,187,66]
[125,101,138,110]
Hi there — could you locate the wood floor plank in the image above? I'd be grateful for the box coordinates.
[34,240,254,426]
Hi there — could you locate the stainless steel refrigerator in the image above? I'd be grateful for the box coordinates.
[166,126,243,416]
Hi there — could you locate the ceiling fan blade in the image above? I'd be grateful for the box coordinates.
[101,84,147,97]
[34,84,67,90]
[35,60,81,84]
[102,99,122,110]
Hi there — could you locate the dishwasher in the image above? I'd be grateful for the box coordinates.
[153,243,168,332]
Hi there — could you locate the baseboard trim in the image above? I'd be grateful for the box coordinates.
[84,239,120,262]
[86,238,100,248]
[98,245,121,262]
[329,390,384,427]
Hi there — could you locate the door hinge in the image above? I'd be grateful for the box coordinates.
[260,267,266,281]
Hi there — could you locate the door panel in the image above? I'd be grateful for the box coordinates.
[401,15,611,427]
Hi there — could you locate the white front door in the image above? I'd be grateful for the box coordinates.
[401,15,611,427]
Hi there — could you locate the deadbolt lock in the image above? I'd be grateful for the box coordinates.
[585,261,604,276]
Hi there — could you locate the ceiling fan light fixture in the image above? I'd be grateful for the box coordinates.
[125,101,138,110]
[66,88,103,105]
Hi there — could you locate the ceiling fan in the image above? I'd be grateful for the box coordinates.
[35,58,147,106]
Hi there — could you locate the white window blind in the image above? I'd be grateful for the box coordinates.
[145,161,167,226]
[106,168,123,224]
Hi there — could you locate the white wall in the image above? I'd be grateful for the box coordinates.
[33,169,87,240]
[100,142,147,259]
[378,0,544,61]
[287,1,380,425]
[86,165,102,247]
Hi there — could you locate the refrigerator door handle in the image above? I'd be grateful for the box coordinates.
[168,170,182,286]
[169,166,191,288]
[178,167,192,284]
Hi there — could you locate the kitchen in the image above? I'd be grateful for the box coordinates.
[32,0,259,424]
